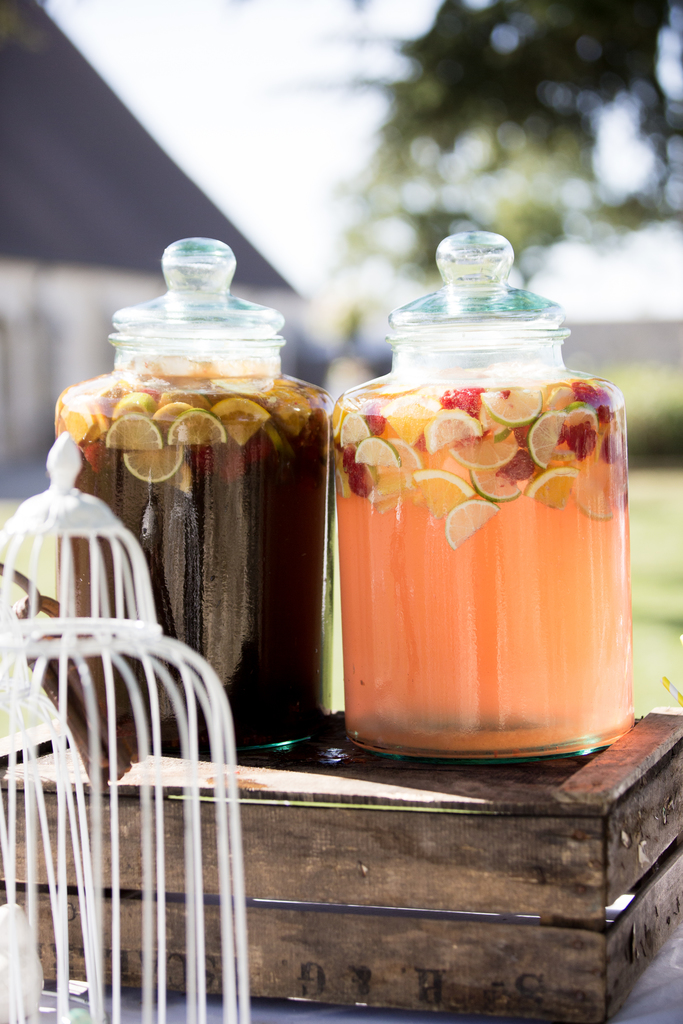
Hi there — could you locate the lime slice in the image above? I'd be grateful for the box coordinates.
[528,411,566,469]
[340,412,372,447]
[355,437,401,467]
[424,409,482,454]
[413,469,475,518]
[449,433,517,470]
[382,394,441,445]
[211,397,270,445]
[167,409,227,445]
[575,464,613,520]
[493,426,511,442]
[525,466,579,509]
[112,392,158,419]
[563,404,599,433]
[390,438,424,470]
[445,499,499,551]
[470,469,521,502]
[481,388,542,427]
[106,415,163,451]
[124,446,185,483]
[152,401,193,423]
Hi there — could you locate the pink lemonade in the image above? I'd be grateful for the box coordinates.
[336,377,634,759]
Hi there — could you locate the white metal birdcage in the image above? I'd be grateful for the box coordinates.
[0,434,250,1024]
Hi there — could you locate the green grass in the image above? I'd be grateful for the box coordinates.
[2,471,681,720]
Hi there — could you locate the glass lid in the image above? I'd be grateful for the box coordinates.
[388,231,565,336]
[111,237,285,343]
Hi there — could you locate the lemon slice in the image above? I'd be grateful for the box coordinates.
[481,388,542,427]
[528,411,566,468]
[445,499,499,551]
[449,433,517,470]
[211,397,270,445]
[424,409,482,454]
[269,385,311,436]
[167,409,227,445]
[106,415,163,451]
[332,404,345,442]
[158,391,211,411]
[124,447,185,483]
[546,384,575,411]
[152,401,193,423]
[355,437,401,467]
[63,400,109,444]
[382,394,441,445]
[525,466,579,509]
[112,392,158,419]
[372,466,415,498]
[413,469,475,518]
[575,464,613,520]
[386,438,422,470]
[470,469,521,502]
[340,412,372,447]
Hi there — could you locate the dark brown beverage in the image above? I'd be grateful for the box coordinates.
[58,371,332,749]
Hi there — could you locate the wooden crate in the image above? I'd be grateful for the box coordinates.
[3,708,683,1023]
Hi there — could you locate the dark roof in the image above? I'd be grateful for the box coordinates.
[0,0,293,290]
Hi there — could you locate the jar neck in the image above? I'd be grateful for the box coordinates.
[389,331,568,381]
[111,337,283,379]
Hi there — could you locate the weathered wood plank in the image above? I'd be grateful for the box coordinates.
[606,837,683,1017]
[606,741,683,904]
[39,895,606,1023]
[558,710,683,809]
[8,789,607,921]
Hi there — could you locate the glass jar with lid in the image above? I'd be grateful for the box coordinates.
[57,237,333,749]
[334,231,633,760]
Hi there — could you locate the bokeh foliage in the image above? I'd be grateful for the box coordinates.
[346,0,683,282]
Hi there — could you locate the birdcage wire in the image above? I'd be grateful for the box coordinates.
[0,434,250,1024]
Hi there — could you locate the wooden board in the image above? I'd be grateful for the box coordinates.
[4,709,683,1022]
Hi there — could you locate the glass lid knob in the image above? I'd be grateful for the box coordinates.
[162,237,237,294]
[436,231,514,290]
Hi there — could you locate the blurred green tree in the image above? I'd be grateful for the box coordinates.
[345,0,683,282]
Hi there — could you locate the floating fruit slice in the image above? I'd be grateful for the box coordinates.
[211,397,270,445]
[424,408,482,454]
[152,401,193,423]
[340,412,372,447]
[332,404,345,442]
[63,400,109,444]
[470,469,521,502]
[546,385,575,411]
[528,411,566,468]
[167,409,227,445]
[158,391,211,411]
[373,466,415,498]
[355,437,401,467]
[390,438,424,470]
[445,499,499,551]
[106,414,163,451]
[449,433,517,470]
[525,466,579,509]
[413,469,475,518]
[124,446,185,483]
[575,464,613,520]
[112,392,158,418]
[561,404,599,461]
[481,388,542,427]
[382,394,441,445]
[269,385,311,436]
